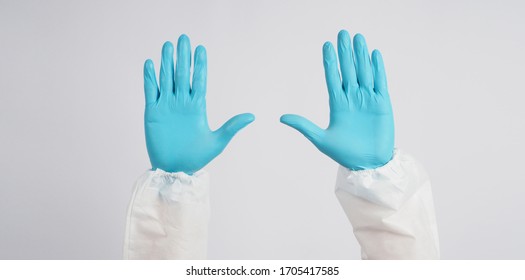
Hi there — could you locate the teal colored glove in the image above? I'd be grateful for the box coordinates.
[281,30,394,170]
[144,35,255,174]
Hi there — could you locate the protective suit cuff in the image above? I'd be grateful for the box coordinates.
[335,149,429,210]
[144,168,210,204]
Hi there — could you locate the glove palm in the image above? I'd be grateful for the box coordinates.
[144,35,254,174]
[281,30,394,170]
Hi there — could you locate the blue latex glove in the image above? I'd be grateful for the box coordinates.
[144,35,255,174]
[280,30,394,170]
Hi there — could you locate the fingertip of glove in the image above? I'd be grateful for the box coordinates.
[162,41,174,51]
[178,34,190,43]
[144,59,154,69]
[279,114,295,125]
[322,42,333,52]
[279,114,288,124]
[242,113,255,123]
[338,29,350,40]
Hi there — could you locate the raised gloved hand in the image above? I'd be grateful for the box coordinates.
[281,30,394,170]
[144,35,255,174]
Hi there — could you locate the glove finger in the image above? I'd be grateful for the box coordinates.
[371,49,388,95]
[159,41,174,98]
[323,42,344,104]
[191,45,207,100]
[280,114,324,145]
[337,30,358,93]
[144,59,159,105]
[175,34,191,96]
[353,34,374,90]
[215,113,255,143]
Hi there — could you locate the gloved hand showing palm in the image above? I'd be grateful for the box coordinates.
[281,30,394,170]
[144,35,255,174]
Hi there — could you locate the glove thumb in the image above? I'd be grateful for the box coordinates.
[215,113,255,143]
[280,114,324,145]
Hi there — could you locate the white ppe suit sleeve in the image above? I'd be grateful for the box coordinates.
[123,169,210,259]
[335,149,440,259]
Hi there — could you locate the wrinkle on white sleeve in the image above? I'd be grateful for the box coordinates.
[123,169,210,260]
[335,150,440,259]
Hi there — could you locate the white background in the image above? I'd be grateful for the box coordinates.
[1,0,524,259]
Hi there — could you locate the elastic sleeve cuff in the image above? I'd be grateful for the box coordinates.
[335,149,429,210]
[148,169,210,204]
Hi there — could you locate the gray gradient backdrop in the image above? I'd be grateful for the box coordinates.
[1,0,524,259]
